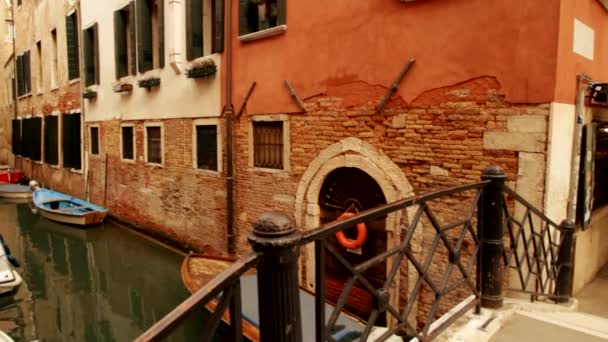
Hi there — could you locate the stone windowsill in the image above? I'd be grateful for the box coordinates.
[238,25,287,43]
[71,168,84,174]
[249,166,288,175]
[121,158,136,164]
[68,78,80,85]
[49,164,60,169]
[145,162,163,168]
[193,167,221,177]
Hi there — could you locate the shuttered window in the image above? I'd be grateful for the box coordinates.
[16,52,31,96]
[66,12,80,80]
[137,0,164,72]
[11,119,21,156]
[239,0,285,36]
[114,4,137,78]
[121,126,134,160]
[20,117,41,161]
[187,0,223,58]
[146,126,162,164]
[44,116,59,165]
[62,113,82,169]
[253,121,283,169]
[212,0,224,53]
[83,24,99,86]
[196,125,217,170]
[90,126,99,155]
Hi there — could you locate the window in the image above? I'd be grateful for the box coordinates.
[51,29,58,88]
[195,125,217,170]
[44,116,58,165]
[253,121,283,169]
[16,51,31,96]
[121,125,135,160]
[21,117,42,161]
[114,2,136,78]
[65,12,80,81]
[145,125,162,164]
[136,0,164,72]
[83,24,99,86]
[90,126,99,155]
[238,0,285,36]
[6,21,14,42]
[11,119,21,156]
[186,0,224,59]
[36,41,42,92]
[62,113,82,169]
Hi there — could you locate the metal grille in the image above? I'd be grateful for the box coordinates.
[253,121,283,169]
[122,126,134,160]
[146,126,162,164]
[196,125,218,171]
[502,186,567,301]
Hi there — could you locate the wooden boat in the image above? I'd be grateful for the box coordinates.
[32,187,108,226]
[0,166,24,184]
[0,184,33,199]
[181,254,366,342]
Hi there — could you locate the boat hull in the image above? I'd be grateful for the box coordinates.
[0,171,23,184]
[32,188,108,227]
[38,207,107,226]
[0,184,33,199]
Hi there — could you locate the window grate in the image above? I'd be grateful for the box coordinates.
[196,125,217,170]
[122,126,134,160]
[146,126,162,164]
[253,121,283,169]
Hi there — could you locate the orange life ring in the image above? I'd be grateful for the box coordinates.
[335,212,367,250]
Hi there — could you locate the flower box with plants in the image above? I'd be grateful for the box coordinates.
[113,82,133,93]
[83,89,97,99]
[186,59,217,79]
[138,77,161,89]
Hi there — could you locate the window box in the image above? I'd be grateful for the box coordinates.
[83,89,97,99]
[186,59,217,79]
[113,82,133,93]
[138,77,161,89]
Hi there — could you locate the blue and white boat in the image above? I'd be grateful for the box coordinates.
[30,182,108,226]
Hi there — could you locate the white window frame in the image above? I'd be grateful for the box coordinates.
[144,122,164,166]
[120,123,136,163]
[248,114,290,172]
[192,118,222,174]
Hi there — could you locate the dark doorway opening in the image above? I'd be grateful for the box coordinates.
[318,167,388,324]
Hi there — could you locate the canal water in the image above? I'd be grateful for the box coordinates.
[0,200,205,341]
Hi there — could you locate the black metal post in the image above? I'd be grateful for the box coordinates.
[248,211,302,342]
[555,220,575,303]
[479,166,506,308]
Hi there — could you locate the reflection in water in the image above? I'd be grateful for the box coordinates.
[0,201,205,341]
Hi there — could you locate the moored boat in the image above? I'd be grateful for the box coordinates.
[31,183,108,226]
[0,184,33,200]
[0,234,21,297]
[0,166,24,184]
[181,254,366,342]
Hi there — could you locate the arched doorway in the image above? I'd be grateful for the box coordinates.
[319,167,388,324]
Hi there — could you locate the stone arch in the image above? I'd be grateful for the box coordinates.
[294,138,417,323]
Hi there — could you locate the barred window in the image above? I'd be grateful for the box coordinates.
[121,126,134,160]
[90,126,99,155]
[253,121,283,169]
[146,126,162,164]
[196,125,217,170]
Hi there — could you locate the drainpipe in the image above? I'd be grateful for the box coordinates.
[10,0,19,170]
[566,75,591,223]
[225,0,235,255]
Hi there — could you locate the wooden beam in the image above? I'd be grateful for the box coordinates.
[376,58,416,114]
[284,80,307,113]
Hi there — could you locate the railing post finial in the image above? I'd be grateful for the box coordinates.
[479,166,507,309]
[555,220,575,303]
[249,211,303,342]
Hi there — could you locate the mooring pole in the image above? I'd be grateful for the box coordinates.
[249,211,302,342]
[555,220,575,303]
[479,166,506,308]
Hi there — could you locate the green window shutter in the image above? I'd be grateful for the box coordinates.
[24,51,31,94]
[65,14,80,80]
[62,114,81,169]
[211,0,224,53]
[21,118,31,159]
[239,0,257,36]
[94,24,100,85]
[137,0,153,72]
[84,27,95,86]
[62,115,73,168]
[44,116,58,165]
[11,119,21,155]
[32,117,42,162]
[187,0,203,60]
[72,114,81,169]
[16,56,21,96]
[277,0,286,25]
[114,10,128,79]
[158,0,165,68]
[129,1,136,75]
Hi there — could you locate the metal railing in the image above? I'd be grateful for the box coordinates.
[135,166,575,341]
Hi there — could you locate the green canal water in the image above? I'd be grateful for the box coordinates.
[0,201,206,341]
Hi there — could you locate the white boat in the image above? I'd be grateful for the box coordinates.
[0,330,14,342]
[0,235,21,296]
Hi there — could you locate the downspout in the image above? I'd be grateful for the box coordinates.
[225,0,235,255]
[10,0,16,120]
[566,75,590,223]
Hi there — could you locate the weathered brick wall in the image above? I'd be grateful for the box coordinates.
[233,76,548,326]
[87,119,228,253]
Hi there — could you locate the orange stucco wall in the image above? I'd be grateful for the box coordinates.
[231,0,561,114]
[554,0,608,104]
